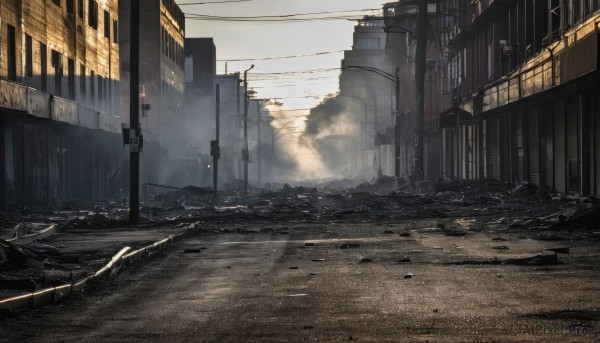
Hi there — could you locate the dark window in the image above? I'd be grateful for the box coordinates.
[80,65,86,100]
[67,0,74,15]
[113,20,118,43]
[40,43,47,92]
[52,0,61,7]
[25,35,33,78]
[88,0,98,29]
[78,0,84,18]
[7,25,16,81]
[98,75,103,108]
[68,59,75,100]
[90,70,95,105]
[104,10,110,38]
[51,50,63,96]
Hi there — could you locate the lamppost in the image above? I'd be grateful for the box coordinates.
[243,64,254,193]
[342,65,400,179]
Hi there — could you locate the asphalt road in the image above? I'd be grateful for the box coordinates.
[2,219,600,342]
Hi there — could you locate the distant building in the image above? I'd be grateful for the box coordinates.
[216,74,243,187]
[184,38,217,186]
[119,0,186,186]
[0,0,123,208]
[339,16,392,179]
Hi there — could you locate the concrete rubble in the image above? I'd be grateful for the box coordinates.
[0,177,598,309]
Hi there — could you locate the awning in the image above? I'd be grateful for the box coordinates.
[438,107,474,128]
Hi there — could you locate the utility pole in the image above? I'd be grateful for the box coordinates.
[129,0,140,224]
[243,64,254,193]
[212,84,221,198]
[256,101,262,187]
[414,0,427,181]
[394,67,400,178]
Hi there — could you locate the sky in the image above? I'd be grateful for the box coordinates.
[178,0,386,111]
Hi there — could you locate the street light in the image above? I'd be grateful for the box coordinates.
[342,65,400,179]
[243,64,254,194]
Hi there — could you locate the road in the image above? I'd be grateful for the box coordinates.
[1,219,599,342]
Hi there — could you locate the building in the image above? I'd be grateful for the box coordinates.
[119,0,186,186]
[184,38,217,187]
[437,0,600,196]
[338,15,393,179]
[215,73,243,188]
[0,0,123,209]
[383,1,451,181]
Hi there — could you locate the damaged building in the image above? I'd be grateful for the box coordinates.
[184,37,217,187]
[437,0,600,196]
[119,0,187,187]
[0,0,123,209]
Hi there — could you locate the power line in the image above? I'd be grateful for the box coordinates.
[185,8,377,19]
[218,50,344,62]
[178,0,252,5]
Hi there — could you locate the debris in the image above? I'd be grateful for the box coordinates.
[545,247,570,255]
[312,259,325,262]
[492,246,510,250]
[549,205,600,230]
[395,257,411,263]
[340,243,360,249]
[404,274,413,279]
[290,266,299,270]
[183,249,201,254]
[359,258,373,263]
[383,230,394,234]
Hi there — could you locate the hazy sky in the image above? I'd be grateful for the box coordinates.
[178,0,385,110]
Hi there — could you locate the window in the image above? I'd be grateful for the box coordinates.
[113,20,118,43]
[90,70,95,105]
[104,10,110,39]
[7,25,16,81]
[78,0,84,19]
[88,0,98,29]
[67,0,74,15]
[68,59,75,100]
[52,0,61,7]
[40,43,47,92]
[25,35,33,78]
[356,38,380,50]
[51,50,63,96]
[80,65,86,100]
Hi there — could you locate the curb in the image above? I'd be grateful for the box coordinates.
[0,232,178,311]
[6,224,59,245]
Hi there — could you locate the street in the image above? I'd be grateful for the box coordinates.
[2,217,599,342]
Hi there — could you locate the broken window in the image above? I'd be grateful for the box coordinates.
[52,0,61,7]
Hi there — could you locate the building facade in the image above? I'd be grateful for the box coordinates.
[119,0,186,186]
[184,38,217,187]
[438,0,600,196]
[0,0,123,209]
[339,16,394,179]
